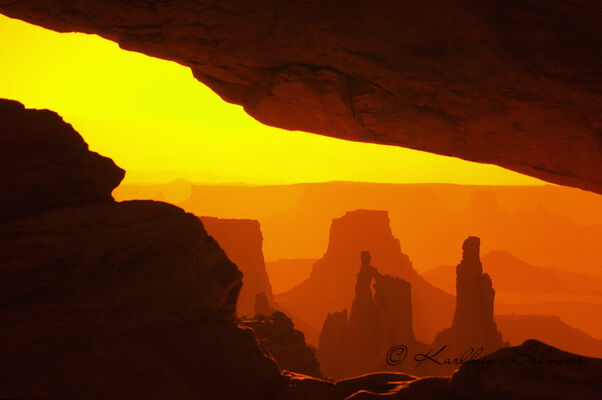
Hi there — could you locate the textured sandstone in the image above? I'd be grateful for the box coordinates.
[3,318,282,400]
[1,1,601,192]
[200,216,274,317]
[0,201,244,366]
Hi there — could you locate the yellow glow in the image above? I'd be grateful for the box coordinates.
[0,14,544,186]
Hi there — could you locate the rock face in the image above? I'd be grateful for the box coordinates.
[319,251,425,379]
[242,311,323,378]
[277,210,454,344]
[433,237,506,367]
[200,216,274,317]
[0,99,282,399]
[2,1,602,193]
[0,99,124,222]
[449,339,602,400]
[277,340,602,400]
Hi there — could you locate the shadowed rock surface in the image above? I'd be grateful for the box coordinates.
[1,1,602,192]
[277,210,454,344]
[0,99,124,222]
[433,237,506,370]
[242,311,323,378]
[449,339,602,400]
[278,339,602,399]
[200,216,274,317]
[0,99,282,399]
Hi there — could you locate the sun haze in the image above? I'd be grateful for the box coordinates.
[0,14,544,186]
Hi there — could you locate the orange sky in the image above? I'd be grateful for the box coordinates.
[0,14,545,186]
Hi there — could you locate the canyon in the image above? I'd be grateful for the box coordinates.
[2,1,602,397]
[2,98,602,398]
[157,181,602,279]
[276,209,454,344]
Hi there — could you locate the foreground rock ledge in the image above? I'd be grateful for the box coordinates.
[1,1,601,192]
[0,98,281,399]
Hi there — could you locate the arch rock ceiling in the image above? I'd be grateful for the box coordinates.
[1,0,601,193]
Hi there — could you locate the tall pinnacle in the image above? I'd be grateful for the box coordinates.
[461,236,481,266]
[433,236,505,362]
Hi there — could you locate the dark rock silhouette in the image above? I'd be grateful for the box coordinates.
[0,99,281,399]
[200,216,273,317]
[3,1,602,193]
[242,311,323,378]
[432,237,506,366]
[0,99,124,222]
[319,251,426,379]
[277,209,453,344]
[279,340,602,399]
[450,339,602,400]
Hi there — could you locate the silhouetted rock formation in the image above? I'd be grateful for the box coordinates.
[432,237,506,367]
[277,209,453,344]
[449,339,602,400]
[319,251,425,379]
[200,216,273,317]
[0,99,124,222]
[0,99,281,399]
[277,371,449,400]
[279,340,602,399]
[242,311,323,378]
[1,96,601,400]
[3,2,602,193]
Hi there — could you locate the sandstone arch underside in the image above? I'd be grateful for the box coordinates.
[1,0,601,193]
